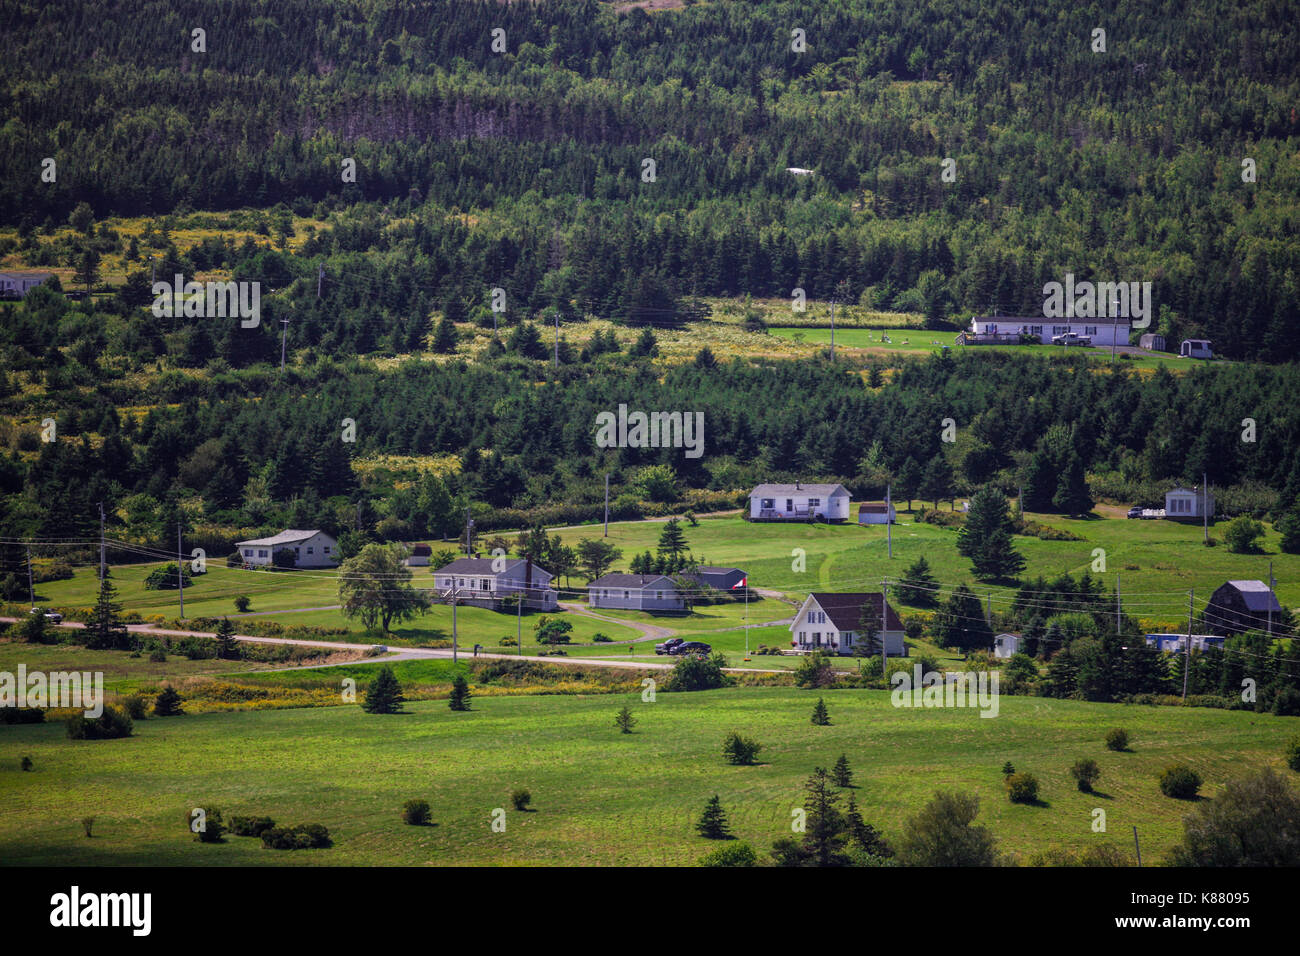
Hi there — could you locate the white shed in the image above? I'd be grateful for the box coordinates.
[1165,486,1214,519]
[857,502,896,525]
[1180,339,1213,359]
[993,633,1021,659]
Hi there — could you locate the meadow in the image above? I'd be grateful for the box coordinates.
[2,685,1295,866]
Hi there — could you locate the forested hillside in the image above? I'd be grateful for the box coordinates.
[1,0,1297,355]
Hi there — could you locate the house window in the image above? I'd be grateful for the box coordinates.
[1085,326,1098,336]
[458,578,465,586]
[1030,325,1042,334]
[624,590,630,599]
[323,546,331,553]
[243,549,252,557]
[258,550,268,558]
[481,579,489,590]
[761,498,774,509]
[808,498,820,508]
[294,547,301,555]
[307,547,314,554]
[1053,326,1068,335]
[656,591,663,600]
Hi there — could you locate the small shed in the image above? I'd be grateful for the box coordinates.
[1180,339,1213,359]
[993,633,1021,659]
[1139,333,1166,352]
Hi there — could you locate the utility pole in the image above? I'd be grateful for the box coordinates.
[177,521,185,619]
[1202,473,1209,545]
[279,316,290,372]
[881,579,889,675]
[1182,590,1194,700]
[829,297,835,358]
[451,586,458,664]
[886,483,892,559]
[465,508,474,556]
[317,262,324,299]
[26,546,35,608]
[743,575,750,661]
[99,502,106,582]
[603,473,610,537]
[1116,573,1121,635]
[553,310,560,368]
[149,255,156,286]
[1268,560,1275,636]
[517,585,523,656]
[1132,826,1142,866]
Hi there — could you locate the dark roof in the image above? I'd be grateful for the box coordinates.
[809,593,904,632]
[408,544,432,556]
[695,566,743,575]
[436,557,551,578]
[1220,580,1282,613]
[588,573,676,589]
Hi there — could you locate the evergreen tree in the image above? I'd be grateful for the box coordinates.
[615,705,637,734]
[1052,451,1094,516]
[844,794,893,858]
[153,684,184,717]
[448,674,472,711]
[362,665,405,714]
[1277,498,1300,554]
[935,584,994,652]
[897,555,939,605]
[832,753,853,788]
[85,576,131,650]
[919,455,955,509]
[811,697,830,725]
[432,315,458,354]
[656,518,688,568]
[214,616,238,660]
[957,486,1025,581]
[802,767,849,867]
[695,795,732,839]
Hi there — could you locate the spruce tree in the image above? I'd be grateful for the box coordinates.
[832,754,853,788]
[615,705,637,734]
[432,314,458,354]
[897,555,939,605]
[958,486,1025,581]
[214,616,238,660]
[695,795,732,839]
[153,685,184,717]
[362,666,405,714]
[1052,451,1094,516]
[448,674,472,711]
[85,577,130,650]
[811,697,830,725]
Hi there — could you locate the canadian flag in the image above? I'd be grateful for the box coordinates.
[732,577,747,589]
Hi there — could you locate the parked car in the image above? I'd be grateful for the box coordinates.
[672,641,712,656]
[1126,506,1144,519]
[29,607,62,624]
[1051,331,1092,347]
[654,637,685,655]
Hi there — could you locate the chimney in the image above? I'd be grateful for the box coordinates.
[796,480,801,490]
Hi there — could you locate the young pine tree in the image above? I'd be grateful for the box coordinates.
[362,666,405,714]
[832,754,853,788]
[695,795,732,840]
[614,705,637,734]
[448,674,472,712]
[811,697,830,726]
[153,685,184,717]
[214,617,238,660]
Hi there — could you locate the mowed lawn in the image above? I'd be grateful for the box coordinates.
[1,687,1296,866]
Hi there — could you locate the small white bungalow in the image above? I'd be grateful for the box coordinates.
[790,592,905,656]
[433,557,558,611]
[236,529,338,568]
[0,271,54,298]
[967,315,1130,348]
[1165,486,1214,519]
[750,483,850,522]
[857,502,896,525]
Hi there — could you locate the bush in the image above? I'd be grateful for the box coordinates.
[260,823,331,849]
[510,788,532,811]
[1287,737,1300,773]
[1159,764,1203,800]
[1105,728,1129,751]
[148,648,167,662]
[1,706,45,724]
[143,563,191,590]
[190,809,226,843]
[20,755,33,771]
[66,705,133,740]
[591,632,612,642]
[722,731,761,765]
[700,842,757,867]
[402,799,432,825]
[153,685,184,716]
[665,652,730,692]
[1006,772,1040,804]
[234,595,251,612]
[1168,768,1300,866]
[120,695,147,719]
[1071,759,1101,793]
[896,791,997,867]
[228,815,276,837]
[794,650,836,688]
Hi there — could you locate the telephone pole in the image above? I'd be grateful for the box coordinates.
[26,547,35,608]
[1182,590,1194,700]
[451,586,458,664]
[1268,561,1275,636]
[317,262,324,299]
[465,508,474,556]
[99,502,106,581]
[517,585,523,656]
[829,297,836,358]
[177,520,185,619]
[881,579,890,674]
[279,316,289,372]
[1202,473,1209,544]
[1116,573,1121,635]
[603,473,610,537]
[886,483,892,559]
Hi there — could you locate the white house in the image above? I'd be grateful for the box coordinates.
[0,271,54,298]
[1180,339,1213,359]
[587,573,684,613]
[967,315,1129,348]
[993,633,1021,659]
[236,529,338,568]
[1144,634,1226,654]
[790,592,905,656]
[1165,486,1214,519]
[750,483,850,522]
[857,502,896,525]
[433,557,558,611]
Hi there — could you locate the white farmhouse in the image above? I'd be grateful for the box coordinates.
[1165,486,1214,519]
[790,592,905,656]
[750,483,850,522]
[0,271,54,298]
[236,529,338,568]
[433,557,558,611]
[966,315,1130,347]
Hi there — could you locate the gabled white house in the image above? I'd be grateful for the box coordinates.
[750,483,850,522]
[1165,486,1214,519]
[857,502,896,525]
[0,271,54,298]
[236,529,338,568]
[433,557,558,611]
[790,592,905,656]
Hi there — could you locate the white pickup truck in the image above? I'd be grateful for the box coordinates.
[1051,331,1092,346]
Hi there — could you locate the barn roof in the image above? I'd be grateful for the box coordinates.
[1223,580,1282,612]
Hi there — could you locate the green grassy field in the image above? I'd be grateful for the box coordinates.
[2,686,1295,866]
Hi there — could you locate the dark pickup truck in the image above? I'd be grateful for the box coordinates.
[654,638,685,655]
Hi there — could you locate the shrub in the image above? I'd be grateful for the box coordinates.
[148,648,166,662]
[614,705,637,734]
[1,706,45,724]
[510,788,532,811]
[66,705,133,740]
[153,685,184,717]
[448,674,472,711]
[1287,737,1300,773]
[1159,764,1203,800]
[1071,759,1101,793]
[402,799,432,825]
[700,842,757,867]
[190,809,226,843]
[1105,728,1129,751]
[896,791,997,867]
[20,755,33,771]
[143,563,191,590]
[228,815,276,837]
[234,595,251,612]
[794,650,836,688]
[722,731,761,765]
[696,795,732,839]
[81,816,94,838]
[1001,761,1015,777]
[120,695,147,719]
[260,824,331,849]
[1006,772,1040,804]
[665,652,730,692]
[811,697,830,725]
[1168,768,1300,866]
